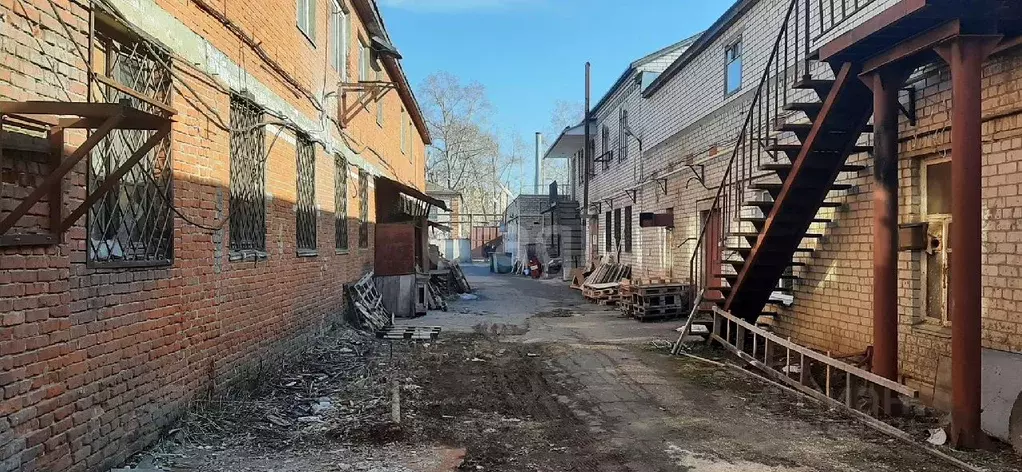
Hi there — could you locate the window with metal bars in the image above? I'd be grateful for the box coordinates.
[604,211,612,253]
[229,96,267,256]
[624,206,632,253]
[614,208,621,251]
[335,154,349,251]
[296,135,317,254]
[87,24,174,267]
[358,168,369,248]
[601,125,611,171]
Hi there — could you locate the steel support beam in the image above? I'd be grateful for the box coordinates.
[862,65,913,387]
[936,34,1002,450]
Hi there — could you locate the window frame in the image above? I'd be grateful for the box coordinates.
[725,38,743,96]
[920,157,953,327]
[400,107,408,155]
[297,0,316,45]
[376,60,385,126]
[601,125,611,171]
[618,108,629,162]
[296,134,318,255]
[335,154,349,253]
[614,208,622,251]
[358,39,370,82]
[87,24,175,268]
[330,0,348,78]
[624,206,632,253]
[358,168,370,248]
[228,95,268,259]
[605,211,612,253]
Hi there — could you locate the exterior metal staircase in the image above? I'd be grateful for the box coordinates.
[688,0,879,329]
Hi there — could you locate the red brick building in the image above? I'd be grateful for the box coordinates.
[0,0,429,470]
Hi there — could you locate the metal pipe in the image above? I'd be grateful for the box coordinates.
[584,62,591,258]
[942,36,1000,450]
[535,132,543,194]
[866,67,908,384]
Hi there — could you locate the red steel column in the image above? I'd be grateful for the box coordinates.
[864,66,910,383]
[937,35,1000,450]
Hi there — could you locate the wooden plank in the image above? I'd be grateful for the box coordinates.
[712,307,917,398]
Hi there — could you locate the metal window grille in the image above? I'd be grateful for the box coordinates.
[358,168,369,248]
[614,208,621,249]
[618,109,628,161]
[624,206,632,253]
[296,135,317,253]
[335,154,349,250]
[229,96,267,253]
[87,29,174,267]
[604,211,612,252]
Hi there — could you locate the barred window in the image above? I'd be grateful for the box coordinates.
[296,135,317,254]
[358,168,369,248]
[334,154,349,251]
[624,206,633,253]
[87,25,173,267]
[605,211,612,253]
[229,96,267,255]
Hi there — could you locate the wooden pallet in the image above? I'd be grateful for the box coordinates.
[633,293,687,308]
[376,325,442,340]
[633,305,686,321]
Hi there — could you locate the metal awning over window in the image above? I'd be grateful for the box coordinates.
[376,176,449,223]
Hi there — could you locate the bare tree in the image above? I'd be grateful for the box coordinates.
[543,100,584,191]
[420,72,517,217]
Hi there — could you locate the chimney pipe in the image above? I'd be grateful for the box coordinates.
[535,132,543,194]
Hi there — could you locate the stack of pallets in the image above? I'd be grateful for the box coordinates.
[618,279,635,316]
[583,282,621,305]
[629,278,691,321]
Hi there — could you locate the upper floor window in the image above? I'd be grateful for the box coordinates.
[376,61,385,126]
[296,135,317,254]
[725,39,743,95]
[601,125,611,171]
[229,96,267,256]
[358,40,370,81]
[400,107,408,155]
[330,0,348,78]
[297,0,316,43]
[618,108,629,161]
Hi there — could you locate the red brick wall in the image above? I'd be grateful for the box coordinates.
[0,0,421,470]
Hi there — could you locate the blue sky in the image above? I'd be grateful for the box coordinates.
[379,0,732,141]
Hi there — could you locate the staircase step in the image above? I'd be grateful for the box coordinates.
[761,163,866,174]
[750,182,853,193]
[726,246,815,254]
[710,285,793,294]
[738,216,832,225]
[792,78,835,92]
[719,273,801,281]
[779,123,874,135]
[724,259,807,268]
[784,102,823,117]
[767,144,873,155]
[745,200,842,210]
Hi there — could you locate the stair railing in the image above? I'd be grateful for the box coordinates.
[684,0,880,319]
[686,0,805,316]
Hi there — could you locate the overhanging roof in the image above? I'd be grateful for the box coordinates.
[543,121,587,160]
[377,176,450,211]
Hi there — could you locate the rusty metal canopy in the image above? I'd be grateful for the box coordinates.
[376,176,450,212]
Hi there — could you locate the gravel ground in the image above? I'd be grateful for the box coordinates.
[122,264,1022,472]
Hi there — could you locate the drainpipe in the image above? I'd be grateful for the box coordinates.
[535,132,543,194]
[584,62,591,257]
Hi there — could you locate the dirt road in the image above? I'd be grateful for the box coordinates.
[133,265,1018,472]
